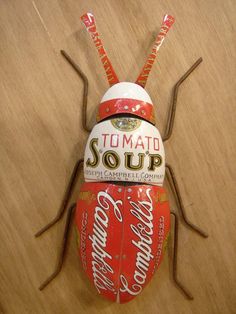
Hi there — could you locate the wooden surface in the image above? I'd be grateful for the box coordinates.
[0,1,236,313]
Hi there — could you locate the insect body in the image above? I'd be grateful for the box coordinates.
[77,81,168,302]
[36,12,208,303]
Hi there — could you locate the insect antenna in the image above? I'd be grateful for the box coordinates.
[135,14,175,88]
[81,12,119,86]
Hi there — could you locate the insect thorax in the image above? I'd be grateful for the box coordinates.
[84,117,165,186]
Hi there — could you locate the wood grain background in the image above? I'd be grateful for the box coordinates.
[0,0,235,313]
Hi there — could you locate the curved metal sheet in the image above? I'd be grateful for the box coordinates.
[84,118,165,186]
[75,182,170,303]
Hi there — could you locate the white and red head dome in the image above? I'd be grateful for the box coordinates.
[97,82,155,124]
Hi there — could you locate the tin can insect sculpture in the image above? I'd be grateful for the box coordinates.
[36,12,208,303]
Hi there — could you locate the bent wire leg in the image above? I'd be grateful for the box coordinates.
[61,50,91,132]
[170,211,193,300]
[163,58,203,142]
[35,159,84,237]
[39,203,76,290]
[166,164,208,238]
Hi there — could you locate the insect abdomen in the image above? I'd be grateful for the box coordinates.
[75,182,170,303]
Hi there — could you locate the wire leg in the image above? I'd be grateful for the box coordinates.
[61,50,92,132]
[170,211,193,300]
[39,203,76,290]
[35,159,83,237]
[163,58,203,142]
[166,164,208,238]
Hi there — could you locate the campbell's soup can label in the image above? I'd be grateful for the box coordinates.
[84,118,165,186]
[75,182,170,303]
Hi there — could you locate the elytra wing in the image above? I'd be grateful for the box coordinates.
[118,185,170,303]
[75,183,170,303]
[75,182,124,302]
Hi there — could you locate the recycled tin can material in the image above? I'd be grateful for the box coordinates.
[84,117,165,186]
[36,11,207,303]
[97,82,156,123]
[75,182,170,303]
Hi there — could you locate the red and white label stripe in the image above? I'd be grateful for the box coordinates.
[136,14,175,88]
[81,13,119,86]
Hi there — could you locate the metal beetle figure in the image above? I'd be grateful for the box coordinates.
[36,13,208,303]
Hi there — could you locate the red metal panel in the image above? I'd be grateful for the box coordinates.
[75,182,124,302]
[97,98,155,124]
[75,182,170,303]
[119,185,170,303]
